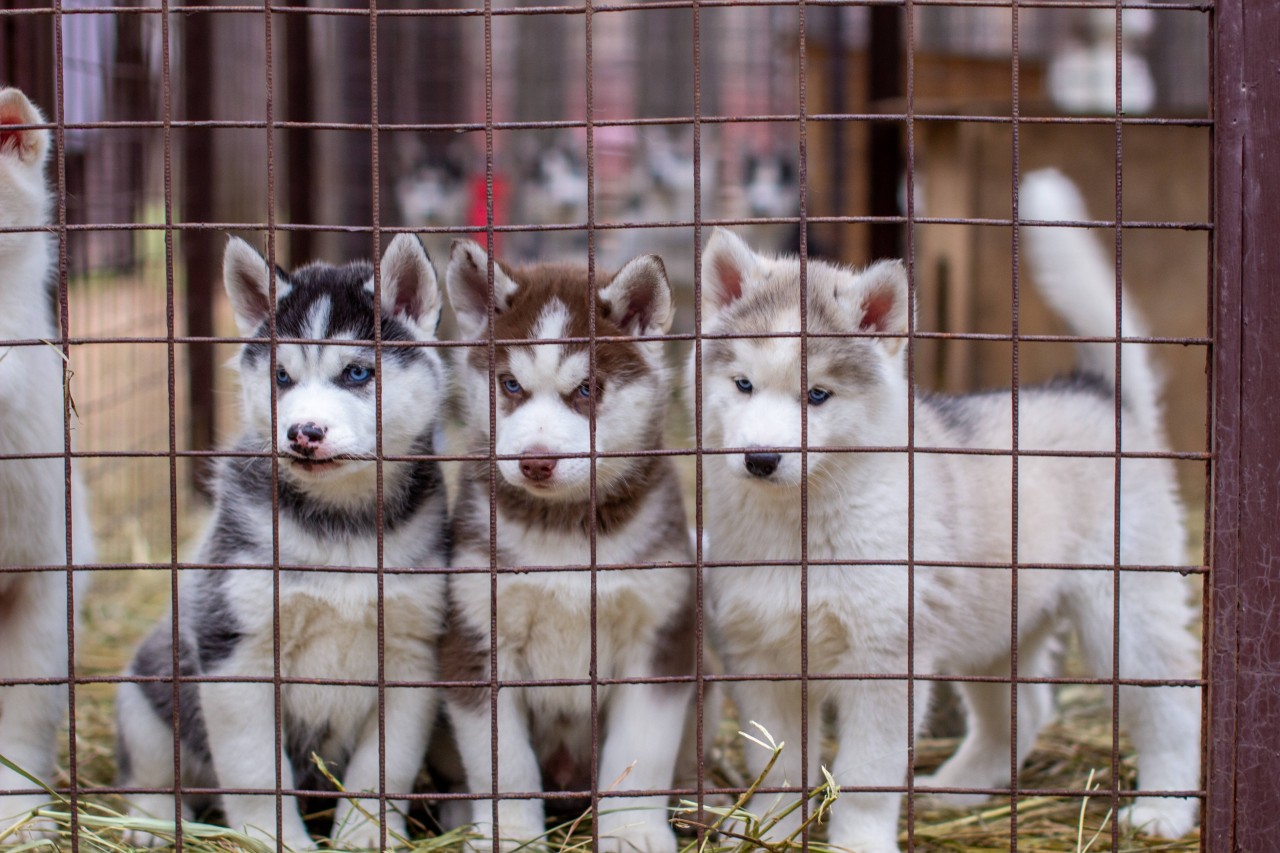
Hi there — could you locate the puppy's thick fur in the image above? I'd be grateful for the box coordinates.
[116,235,450,849]
[0,87,95,839]
[443,241,696,853]
[691,208,1199,852]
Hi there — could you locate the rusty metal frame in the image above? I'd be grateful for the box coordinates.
[2,0,1272,850]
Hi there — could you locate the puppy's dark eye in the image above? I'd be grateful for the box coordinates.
[275,367,292,386]
[343,364,373,385]
[807,387,831,406]
[500,376,523,395]
[734,378,753,394]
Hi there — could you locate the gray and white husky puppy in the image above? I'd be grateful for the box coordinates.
[691,190,1199,852]
[442,240,696,853]
[116,234,450,849]
[0,87,96,840]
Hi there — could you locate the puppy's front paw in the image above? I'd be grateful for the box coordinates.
[911,774,991,811]
[465,818,546,853]
[332,811,409,850]
[1120,798,1198,839]
[596,813,677,853]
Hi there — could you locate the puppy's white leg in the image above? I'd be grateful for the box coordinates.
[0,683,61,839]
[595,683,691,853]
[199,680,312,849]
[825,678,933,853]
[919,630,1057,808]
[332,683,438,849]
[447,689,544,853]
[1074,574,1200,839]
[0,576,65,841]
[728,678,822,846]
[115,681,189,847]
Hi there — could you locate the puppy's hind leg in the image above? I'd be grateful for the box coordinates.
[917,627,1058,809]
[116,680,189,848]
[0,683,62,840]
[1072,572,1201,839]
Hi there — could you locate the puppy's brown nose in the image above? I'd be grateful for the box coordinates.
[520,448,558,482]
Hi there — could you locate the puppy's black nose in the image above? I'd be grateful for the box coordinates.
[744,452,782,478]
[286,422,327,454]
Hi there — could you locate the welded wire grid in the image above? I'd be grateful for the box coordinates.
[0,1,1218,852]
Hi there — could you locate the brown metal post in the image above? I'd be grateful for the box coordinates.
[866,5,903,262]
[182,2,218,494]
[286,0,314,266]
[1,0,54,107]
[1209,0,1280,848]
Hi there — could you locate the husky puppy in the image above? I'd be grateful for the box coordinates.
[443,240,695,853]
[116,235,449,849]
[0,87,96,840]
[691,212,1199,851]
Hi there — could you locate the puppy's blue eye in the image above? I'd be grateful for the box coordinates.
[577,382,591,398]
[275,367,292,386]
[807,388,831,405]
[734,378,753,394]
[501,377,523,395]
[344,364,373,384]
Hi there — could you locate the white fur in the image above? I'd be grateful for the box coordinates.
[690,225,1200,852]
[0,87,95,841]
[444,243,695,853]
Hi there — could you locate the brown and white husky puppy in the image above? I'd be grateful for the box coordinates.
[442,240,695,853]
[690,209,1199,852]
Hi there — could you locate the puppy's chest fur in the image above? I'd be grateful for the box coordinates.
[191,460,449,686]
[449,461,693,690]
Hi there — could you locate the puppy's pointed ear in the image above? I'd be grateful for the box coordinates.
[223,237,290,336]
[846,259,910,355]
[599,254,673,337]
[0,87,50,166]
[372,234,442,339]
[700,228,761,319]
[445,239,519,340]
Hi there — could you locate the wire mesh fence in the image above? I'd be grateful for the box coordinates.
[2,0,1266,850]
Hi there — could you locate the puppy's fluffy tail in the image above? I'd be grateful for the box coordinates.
[1019,168,1162,433]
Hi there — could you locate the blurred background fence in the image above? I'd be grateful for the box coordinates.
[3,0,1210,565]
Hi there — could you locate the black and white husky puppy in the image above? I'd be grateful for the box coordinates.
[116,235,450,849]
[0,86,96,841]
[692,206,1199,852]
[442,241,696,853]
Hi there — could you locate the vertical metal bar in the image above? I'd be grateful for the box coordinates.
[1209,0,1280,849]
[1008,1,1023,846]
[796,0,811,846]
[261,0,286,845]
[690,0,705,843]
[367,0,389,843]
[483,0,499,846]
[584,3,599,849]
[161,0,184,846]
[49,0,79,844]
[902,0,918,847]
[1109,1,1126,847]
